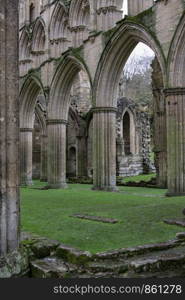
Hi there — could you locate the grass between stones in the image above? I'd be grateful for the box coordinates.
[20,180,185,254]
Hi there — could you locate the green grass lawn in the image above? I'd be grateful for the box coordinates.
[20,181,185,254]
[123,173,156,183]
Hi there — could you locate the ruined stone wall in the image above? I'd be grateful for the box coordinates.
[116,98,152,177]
[128,0,154,16]
[70,71,92,116]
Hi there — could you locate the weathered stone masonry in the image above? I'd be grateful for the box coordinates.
[1,0,185,278]
[17,0,185,195]
[0,0,20,256]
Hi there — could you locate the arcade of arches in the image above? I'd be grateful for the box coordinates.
[1,0,185,274]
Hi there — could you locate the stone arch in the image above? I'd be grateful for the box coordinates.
[47,54,92,188]
[19,29,30,60]
[92,21,166,191]
[69,0,90,28]
[20,75,45,128]
[94,21,166,107]
[168,13,185,87]
[19,75,46,185]
[19,28,32,75]
[49,1,69,41]
[48,55,92,120]
[32,18,46,53]
[69,0,90,46]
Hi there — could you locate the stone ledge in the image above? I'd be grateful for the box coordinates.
[56,244,93,265]
[94,239,182,260]
[30,257,76,278]
[21,232,60,259]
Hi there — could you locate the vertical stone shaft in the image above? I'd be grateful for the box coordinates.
[165,88,185,196]
[0,0,19,256]
[47,120,68,189]
[77,136,87,177]
[40,134,47,182]
[93,107,118,191]
[20,129,33,186]
[153,89,167,188]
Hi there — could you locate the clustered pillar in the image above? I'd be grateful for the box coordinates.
[40,134,48,182]
[153,88,167,188]
[77,129,87,178]
[20,128,33,186]
[92,107,118,191]
[165,88,185,196]
[0,0,19,256]
[47,119,68,189]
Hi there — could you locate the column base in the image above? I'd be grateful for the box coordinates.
[20,180,33,187]
[166,191,185,197]
[92,186,119,192]
[40,178,47,182]
[47,182,68,189]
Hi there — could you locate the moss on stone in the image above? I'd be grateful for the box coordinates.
[0,247,29,278]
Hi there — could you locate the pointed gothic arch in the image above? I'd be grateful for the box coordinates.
[92,20,166,191]
[20,75,45,128]
[49,1,70,41]
[32,18,46,53]
[69,0,91,46]
[20,29,30,60]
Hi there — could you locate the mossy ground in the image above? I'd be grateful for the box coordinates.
[21,178,185,254]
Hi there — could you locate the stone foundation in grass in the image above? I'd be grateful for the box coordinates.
[164,218,185,228]
[70,214,118,224]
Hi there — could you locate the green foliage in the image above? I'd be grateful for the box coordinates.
[21,181,185,254]
[123,67,153,107]
[123,173,156,183]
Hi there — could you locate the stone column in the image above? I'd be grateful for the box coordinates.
[40,134,47,182]
[116,137,125,176]
[0,0,19,256]
[77,135,87,178]
[165,88,185,196]
[92,107,118,191]
[20,128,33,186]
[153,88,167,188]
[47,120,68,189]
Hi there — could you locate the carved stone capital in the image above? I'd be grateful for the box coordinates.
[20,128,33,132]
[164,88,185,96]
[47,119,68,125]
[92,107,117,113]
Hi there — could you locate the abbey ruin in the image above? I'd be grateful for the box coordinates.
[1,0,185,278]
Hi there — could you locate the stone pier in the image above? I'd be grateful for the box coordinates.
[40,134,48,182]
[47,120,68,189]
[92,107,118,191]
[20,128,33,186]
[0,0,19,256]
[165,88,185,196]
